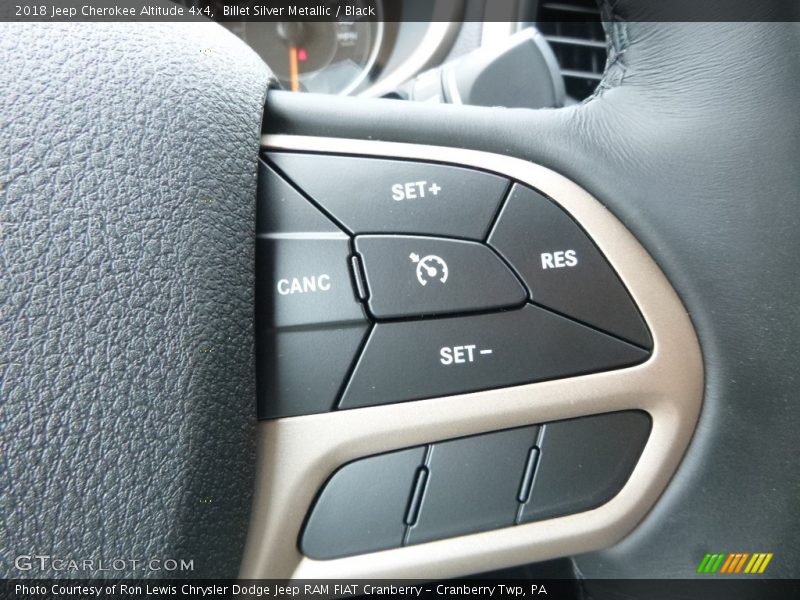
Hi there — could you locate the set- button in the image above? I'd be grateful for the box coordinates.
[339,304,648,409]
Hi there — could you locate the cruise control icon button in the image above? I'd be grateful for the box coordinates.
[410,253,448,286]
[355,235,526,319]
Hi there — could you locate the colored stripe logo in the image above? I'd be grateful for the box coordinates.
[697,552,773,574]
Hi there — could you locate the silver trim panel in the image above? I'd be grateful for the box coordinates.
[241,135,703,579]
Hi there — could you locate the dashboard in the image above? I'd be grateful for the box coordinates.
[220,0,605,102]
[222,1,467,97]
[224,8,386,95]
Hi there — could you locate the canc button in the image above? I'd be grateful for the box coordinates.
[268,153,510,240]
[257,237,365,328]
[255,237,368,417]
[256,161,369,417]
[256,158,364,328]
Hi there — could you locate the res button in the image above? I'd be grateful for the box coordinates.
[489,185,652,348]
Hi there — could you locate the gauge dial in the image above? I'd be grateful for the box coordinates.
[414,254,449,286]
[240,1,383,95]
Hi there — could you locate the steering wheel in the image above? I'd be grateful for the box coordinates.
[4,1,799,590]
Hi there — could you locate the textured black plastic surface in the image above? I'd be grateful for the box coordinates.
[301,447,425,560]
[269,152,509,239]
[2,22,271,578]
[489,185,651,348]
[257,323,369,418]
[256,237,365,328]
[520,411,651,523]
[257,159,341,234]
[408,426,538,545]
[355,235,527,319]
[339,304,649,409]
[256,155,368,419]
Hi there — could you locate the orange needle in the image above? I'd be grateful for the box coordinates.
[288,46,300,92]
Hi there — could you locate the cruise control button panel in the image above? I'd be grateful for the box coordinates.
[355,235,526,319]
[245,139,702,580]
[257,152,654,418]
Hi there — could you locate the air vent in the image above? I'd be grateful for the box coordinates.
[537,0,606,100]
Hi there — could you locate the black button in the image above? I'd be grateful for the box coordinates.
[257,237,365,328]
[256,160,368,418]
[407,427,538,545]
[300,447,425,559]
[338,304,649,409]
[257,324,368,418]
[257,158,364,328]
[519,411,651,523]
[355,235,526,319]
[488,185,652,348]
[269,152,510,239]
[257,159,339,235]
